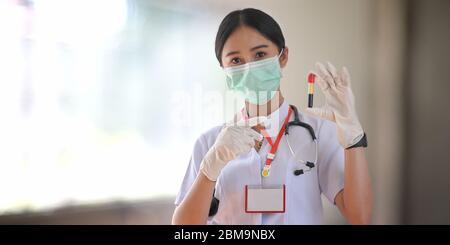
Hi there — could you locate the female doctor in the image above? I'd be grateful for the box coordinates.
[172,8,372,225]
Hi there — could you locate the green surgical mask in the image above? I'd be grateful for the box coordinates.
[224,50,283,105]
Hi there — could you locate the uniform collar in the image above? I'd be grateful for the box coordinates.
[262,100,289,137]
[239,100,290,138]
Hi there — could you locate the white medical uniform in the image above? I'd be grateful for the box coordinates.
[174,101,344,224]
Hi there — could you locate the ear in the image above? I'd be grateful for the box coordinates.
[279,46,289,68]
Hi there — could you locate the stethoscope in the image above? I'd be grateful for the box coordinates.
[285,104,318,176]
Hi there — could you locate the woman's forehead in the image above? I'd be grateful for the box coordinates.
[222,26,278,53]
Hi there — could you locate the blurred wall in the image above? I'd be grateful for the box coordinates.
[371,0,406,225]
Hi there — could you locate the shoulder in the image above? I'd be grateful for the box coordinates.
[298,111,337,139]
[194,124,224,151]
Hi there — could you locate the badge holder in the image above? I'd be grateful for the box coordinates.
[245,185,286,213]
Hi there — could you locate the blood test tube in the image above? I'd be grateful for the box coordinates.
[308,73,315,108]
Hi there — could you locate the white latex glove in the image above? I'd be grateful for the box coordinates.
[200,116,266,181]
[304,62,364,148]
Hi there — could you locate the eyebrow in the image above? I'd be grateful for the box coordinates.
[250,44,268,51]
[224,44,269,57]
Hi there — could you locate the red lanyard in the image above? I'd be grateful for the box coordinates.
[261,107,292,166]
[241,106,293,177]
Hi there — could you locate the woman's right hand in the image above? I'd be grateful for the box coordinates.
[199,117,265,181]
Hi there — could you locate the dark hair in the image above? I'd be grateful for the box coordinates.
[215,8,286,65]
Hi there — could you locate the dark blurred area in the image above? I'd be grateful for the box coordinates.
[402,0,450,225]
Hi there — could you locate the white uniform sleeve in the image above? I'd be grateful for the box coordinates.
[317,120,345,205]
[174,133,209,206]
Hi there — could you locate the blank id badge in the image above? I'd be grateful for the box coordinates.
[245,185,286,213]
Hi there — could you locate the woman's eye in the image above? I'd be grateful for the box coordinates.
[255,52,266,59]
[231,58,241,65]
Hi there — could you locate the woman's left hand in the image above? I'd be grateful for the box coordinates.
[304,62,364,148]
